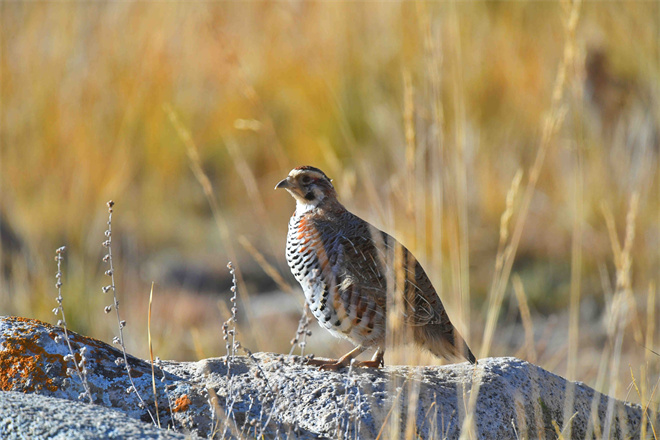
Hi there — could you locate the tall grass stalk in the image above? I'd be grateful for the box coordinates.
[462,0,582,437]
[563,35,586,434]
[641,282,658,439]
[147,282,161,429]
[512,274,537,363]
[479,0,580,360]
[447,0,471,341]
[602,193,639,438]
[165,104,261,350]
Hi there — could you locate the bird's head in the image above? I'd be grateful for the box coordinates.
[275,166,337,213]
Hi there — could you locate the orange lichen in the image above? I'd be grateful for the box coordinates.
[0,318,66,393]
[1,316,148,393]
[172,394,191,412]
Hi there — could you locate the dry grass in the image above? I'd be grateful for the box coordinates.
[1,1,659,436]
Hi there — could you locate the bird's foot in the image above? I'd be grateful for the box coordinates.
[354,349,384,368]
[351,359,382,368]
[305,346,383,370]
[305,353,384,370]
[305,357,349,371]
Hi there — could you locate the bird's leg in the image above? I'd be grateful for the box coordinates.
[353,347,384,368]
[306,345,366,371]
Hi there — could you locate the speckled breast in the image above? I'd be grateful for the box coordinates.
[285,212,384,347]
[286,213,331,320]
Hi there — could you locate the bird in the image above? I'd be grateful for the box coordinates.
[275,166,476,370]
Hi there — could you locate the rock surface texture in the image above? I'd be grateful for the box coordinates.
[0,390,188,440]
[0,316,656,439]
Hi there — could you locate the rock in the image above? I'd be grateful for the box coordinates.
[0,390,189,440]
[0,316,655,439]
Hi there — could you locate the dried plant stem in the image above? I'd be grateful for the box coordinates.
[148,282,161,428]
[238,235,293,294]
[482,168,523,355]
[461,1,582,437]
[288,303,311,357]
[375,379,408,440]
[102,201,156,425]
[601,193,640,438]
[480,0,579,360]
[222,262,240,370]
[164,105,233,258]
[155,357,177,431]
[641,282,657,440]
[563,120,584,434]
[448,3,471,337]
[403,69,417,220]
[53,246,93,404]
[165,105,260,350]
[419,1,446,287]
[567,140,583,383]
[512,274,537,363]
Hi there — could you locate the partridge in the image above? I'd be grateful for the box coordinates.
[276,166,476,369]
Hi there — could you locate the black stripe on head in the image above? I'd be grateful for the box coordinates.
[293,166,332,185]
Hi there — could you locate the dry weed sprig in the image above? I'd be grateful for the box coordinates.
[220,261,242,440]
[218,260,281,439]
[219,387,240,440]
[222,262,239,370]
[52,246,93,403]
[288,308,312,357]
[256,381,281,439]
[101,200,156,424]
[239,395,258,437]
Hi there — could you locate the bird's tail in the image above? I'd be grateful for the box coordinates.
[414,324,477,364]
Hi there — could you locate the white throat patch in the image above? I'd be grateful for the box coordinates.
[295,199,320,215]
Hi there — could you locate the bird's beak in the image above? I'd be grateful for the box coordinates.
[275,177,292,190]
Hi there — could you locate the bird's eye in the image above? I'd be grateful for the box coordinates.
[301,176,311,184]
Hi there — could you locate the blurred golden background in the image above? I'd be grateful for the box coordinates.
[1,2,658,404]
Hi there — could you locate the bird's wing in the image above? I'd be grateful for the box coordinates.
[310,211,386,309]
[313,211,450,326]
[397,249,454,327]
